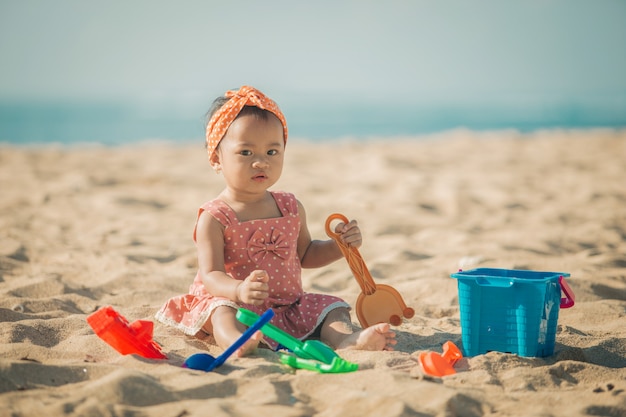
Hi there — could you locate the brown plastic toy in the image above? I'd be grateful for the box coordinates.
[325,213,415,328]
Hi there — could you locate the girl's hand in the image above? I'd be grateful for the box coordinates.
[236,270,270,305]
[335,219,362,249]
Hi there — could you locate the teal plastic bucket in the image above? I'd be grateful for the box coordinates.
[451,268,574,357]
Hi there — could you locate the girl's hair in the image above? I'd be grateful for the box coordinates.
[204,94,273,148]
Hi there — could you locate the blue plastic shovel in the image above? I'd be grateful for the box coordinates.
[182,308,275,371]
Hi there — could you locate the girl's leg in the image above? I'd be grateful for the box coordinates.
[205,305,262,357]
[319,307,397,351]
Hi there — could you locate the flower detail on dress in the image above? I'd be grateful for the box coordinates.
[247,228,290,263]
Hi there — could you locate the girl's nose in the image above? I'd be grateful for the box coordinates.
[252,157,269,168]
[252,155,269,168]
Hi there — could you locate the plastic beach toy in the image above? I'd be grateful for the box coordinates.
[236,308,336,363]
[183,308,275,372]
[279,354,358,374]
[325,213,415,328]
[418,341,463,377]
[451,268,576,357]
[236,308,358,373]
[87,306,168,359]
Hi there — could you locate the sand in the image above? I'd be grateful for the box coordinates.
[1,129,625,417]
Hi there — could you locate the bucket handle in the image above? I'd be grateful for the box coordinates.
[559,275,575,308]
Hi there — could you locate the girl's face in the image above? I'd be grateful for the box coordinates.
[214,113,285,198]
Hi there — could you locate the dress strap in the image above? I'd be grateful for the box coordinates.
[192,199,238,242]
[271,191,299,217]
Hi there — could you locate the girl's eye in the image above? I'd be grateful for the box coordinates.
[267,149,278,156]
[240,150,252,156]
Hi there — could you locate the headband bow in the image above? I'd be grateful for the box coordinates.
[205,86,288,169]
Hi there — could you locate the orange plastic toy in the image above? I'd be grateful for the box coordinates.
[325,213,415,328]
[418,341,463,377]
[87,306,168,359]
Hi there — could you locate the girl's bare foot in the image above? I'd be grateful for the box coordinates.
[336,323,397,351]
[234,330,263,357]
[210,306,263,357]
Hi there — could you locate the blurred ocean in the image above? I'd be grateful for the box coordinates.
[1,98,625,146]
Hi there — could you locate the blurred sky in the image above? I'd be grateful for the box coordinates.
[1,0,625,112]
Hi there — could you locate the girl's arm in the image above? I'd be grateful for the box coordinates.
[195,211,269,305]
[297,201,362,268]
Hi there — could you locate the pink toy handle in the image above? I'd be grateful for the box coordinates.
[559,275,575,308]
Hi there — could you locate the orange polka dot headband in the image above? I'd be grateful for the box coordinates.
[205,86,288,168]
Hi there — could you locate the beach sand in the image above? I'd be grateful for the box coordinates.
[1,129,625,416]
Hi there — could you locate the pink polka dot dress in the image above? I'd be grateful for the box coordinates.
[155,191,350,350]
